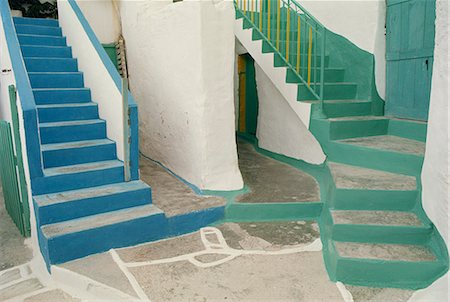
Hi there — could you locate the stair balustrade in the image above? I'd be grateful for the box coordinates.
[235,0,326,107]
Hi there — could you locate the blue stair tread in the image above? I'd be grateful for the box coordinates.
[34,180,149,207]
[41,204,163,238]
[28,72,82,76]
[39,119,104,128]
[41,138,113,152]
[44,160,123,177]
[335,242,437,262]
[17,33,65,41]
[335,135,425,156]
[331,210,423,227]
[37,102,97,110]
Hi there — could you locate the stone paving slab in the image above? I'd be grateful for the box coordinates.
[347,285,414,302]
[236,141,320,203]
[139,156,226,217]
[23,289,81,302]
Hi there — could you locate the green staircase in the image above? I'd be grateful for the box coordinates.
[235,2,448,289]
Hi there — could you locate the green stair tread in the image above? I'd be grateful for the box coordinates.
[41,204,163,238]
[328,115,387,122]
[336,135,425,156]
[34,180,148,206]
[44,160,123,177]
[335,242,436,262]
[331,210,423,227]
[329,162,416,191]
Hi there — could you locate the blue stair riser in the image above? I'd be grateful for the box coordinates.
[35,188,152,225]
[13,17,59,27]
[37,104,99,123]
[29,73,84,89]
[15,24,62,37]
[42,213,168,264]
[21,46,72,58]
[333,189,418,211]
[332,224,433,245]
[33,88,92,104]
[42,142,116,168]
[33,166,125,195]
[25,58,78,72]
[18,35,66,46]
[39,121,106,144]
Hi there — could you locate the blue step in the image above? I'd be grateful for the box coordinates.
[39,119,106,144]
[15,24,62,37]
[34,180,152,225]
[21,45,72,58]
[13,17,59,28]
[37,103,98,123]
[25,58,78,72]
[18,34,66,46]
[34,160,125,195]
[39,204,167,264]
[29,72,84,89]
[41,139,116,168]
[33,88,92,105]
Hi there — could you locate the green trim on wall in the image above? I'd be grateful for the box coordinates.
[324,29,384,115]
[102,43,119,71]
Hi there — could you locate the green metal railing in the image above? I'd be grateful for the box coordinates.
[0,85,31,237]
[236,0,326,103]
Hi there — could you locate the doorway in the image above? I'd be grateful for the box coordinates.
[385,0,436,121]
[237,53,259,137]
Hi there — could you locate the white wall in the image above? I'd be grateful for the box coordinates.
[255,64,326,164]
[300,0,386,99]
[117,0,243,190]
[76,0,120,44]
[411,2,449,301]
[58,0,125,161]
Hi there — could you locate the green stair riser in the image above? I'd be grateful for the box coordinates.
[320,102,372,118]
[333,189,419,211]
[388,119,428,143]
[286,68,345,84]
[327,141,424,176]
[335,259,447,290]
[332,224,432,245]
[298,83,357,101]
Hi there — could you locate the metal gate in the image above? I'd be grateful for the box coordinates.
[0,85,30,236]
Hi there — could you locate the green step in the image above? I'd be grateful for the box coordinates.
[317,116,389,140]
[286,67,344,83]
[388,119,428,142]
[297,82,357,101]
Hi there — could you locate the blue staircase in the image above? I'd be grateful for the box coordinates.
[13,17,168,266]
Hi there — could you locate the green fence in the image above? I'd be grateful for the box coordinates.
[0,85,31,237]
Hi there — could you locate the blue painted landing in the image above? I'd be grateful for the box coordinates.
[13,16,224,268]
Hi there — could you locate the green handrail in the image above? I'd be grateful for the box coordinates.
[236,0,326,106]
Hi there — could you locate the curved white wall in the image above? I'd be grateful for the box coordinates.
[300,0,386,99]
[411,2,449,301]
[117,0,243,190]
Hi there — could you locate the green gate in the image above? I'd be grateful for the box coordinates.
[0,85,31,237]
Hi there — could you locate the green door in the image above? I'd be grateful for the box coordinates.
[386,0,436,121]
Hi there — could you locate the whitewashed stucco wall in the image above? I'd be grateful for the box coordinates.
[117,0,243,190]
[77,0,120,44]
[255,64,326,164]
[410,2,449,301]
[300,0,386,99]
